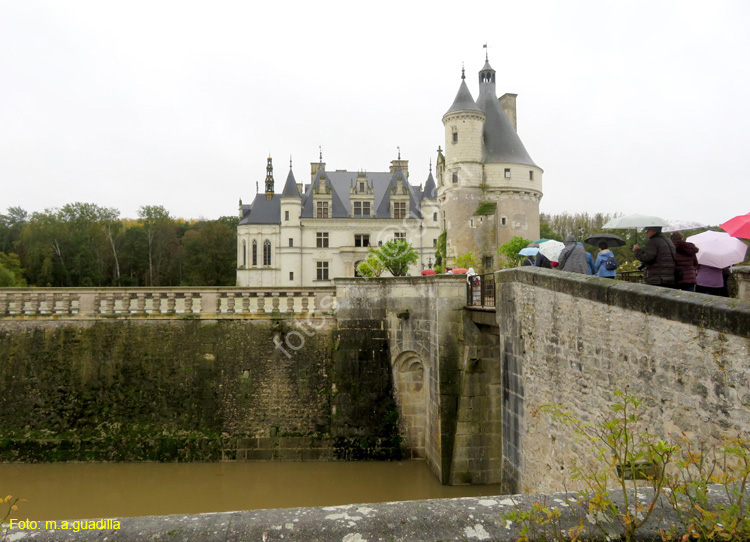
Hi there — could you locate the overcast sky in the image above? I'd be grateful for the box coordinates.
[1,1,748,226]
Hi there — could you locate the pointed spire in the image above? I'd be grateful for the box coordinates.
[265,156,274,200]
[445,66,482,116]
[281,163,301,198]
[483,42,488,62]
[319,145,323,163]
[461,63,465,80]
[429,158,432,173]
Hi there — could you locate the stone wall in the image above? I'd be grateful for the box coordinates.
[494,267,750,494]
[334,275,508,488]
[0,312,399,462]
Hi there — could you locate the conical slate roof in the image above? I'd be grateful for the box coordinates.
[476,61,537,167]
[280,168,301,198]
[422,172,437,200]
[444,78,482,117]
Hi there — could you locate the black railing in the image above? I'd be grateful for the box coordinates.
[467,273,495,308]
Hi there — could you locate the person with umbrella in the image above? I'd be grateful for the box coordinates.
[593,242,617,279]
[670,232,699,292]
[632,226,677,287]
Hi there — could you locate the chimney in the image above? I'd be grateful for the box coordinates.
[499,93,518,131]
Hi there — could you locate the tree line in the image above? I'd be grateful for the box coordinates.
[0,204,237,287]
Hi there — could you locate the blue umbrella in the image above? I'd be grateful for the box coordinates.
[518,247,539,256]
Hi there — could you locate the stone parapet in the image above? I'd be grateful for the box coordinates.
[0,287,336,319]
[16,485,746,541]
[734,265,750,303]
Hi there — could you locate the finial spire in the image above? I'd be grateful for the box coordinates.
[461,62,465,80]
[483,42,488,61]
[397,146,401,160]
[319,146,323,162]
[429,158,432,173]
[289,155,293,169]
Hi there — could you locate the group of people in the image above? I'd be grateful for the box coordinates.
[526,228,730,295]
[529,234,619,278]
[632,226,729,295]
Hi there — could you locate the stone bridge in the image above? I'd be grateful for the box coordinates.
[1,268,749,494]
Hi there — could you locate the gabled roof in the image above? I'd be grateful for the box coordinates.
[280,168,301,198]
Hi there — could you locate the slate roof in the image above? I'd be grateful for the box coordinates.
[240,163,432,225]
[280,168,301,198]
[445,60,538,167]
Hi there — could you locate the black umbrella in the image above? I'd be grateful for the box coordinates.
[583,233,626,248]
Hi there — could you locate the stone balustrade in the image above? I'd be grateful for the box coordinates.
[0,288,336,319]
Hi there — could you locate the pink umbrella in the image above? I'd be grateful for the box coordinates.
[721,211,750,239]
[685,230,748,268]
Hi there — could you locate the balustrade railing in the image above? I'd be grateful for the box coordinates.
[0,288,336,318]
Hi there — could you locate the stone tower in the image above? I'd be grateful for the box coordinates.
[438,56,543,271]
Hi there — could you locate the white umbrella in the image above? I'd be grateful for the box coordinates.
[602,214,670,229]
[663,219,706,232]
[538,240,565,262]
[686,230,748,268]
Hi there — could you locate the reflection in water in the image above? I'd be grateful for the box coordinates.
[0,461,504,520]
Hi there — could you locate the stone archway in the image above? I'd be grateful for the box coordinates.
[392,351,427,459]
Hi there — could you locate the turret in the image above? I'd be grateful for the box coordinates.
[441,67,485,187]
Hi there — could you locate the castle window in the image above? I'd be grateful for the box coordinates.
[242,240,247,267]
[288,238,293,247]
[359,182,365,192]
[501,216,507,226]
[433,212,438,221]
[452,172,458,184]
[316,232,329,248]
[316,201,329,218]
[289,272,294,281]
[355,234,370,247]
[433,238,437,247]
[484,256,493,269]
[452,132,458,143]
[529,170,534,181]
[504,168,511,178]
[252,240,257,266]
[354,201,371,218]
[263,240,271,266]
[285,210,290,221]
[394,232,406,240]
[316,261,329,281]
[393,202,407,219]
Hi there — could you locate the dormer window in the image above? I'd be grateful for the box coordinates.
[393,202,407,219]
[316,201,329,218]
[354,201,371,218]
[359,182,365,192]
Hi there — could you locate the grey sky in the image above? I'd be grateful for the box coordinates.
[1,1,748,226]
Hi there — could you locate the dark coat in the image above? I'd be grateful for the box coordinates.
[634,233,676,285]
[673,240,699,284]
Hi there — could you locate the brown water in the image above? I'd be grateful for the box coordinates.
[0,461,504,520]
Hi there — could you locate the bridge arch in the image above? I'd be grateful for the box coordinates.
[392,350,428,459]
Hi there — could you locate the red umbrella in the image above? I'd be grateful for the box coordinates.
[421,269,436,276]
[721,212,750,239]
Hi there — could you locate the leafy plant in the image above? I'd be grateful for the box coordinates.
[372,239,418,277]
[356,253,385,278]
[454,252,478,270]
[496,236,531,268]
[1,494,23,528]
[434,230,447,274]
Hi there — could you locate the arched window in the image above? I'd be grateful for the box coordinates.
[263,240,271,266]
[242,240,247,267]
[252,240,257,266]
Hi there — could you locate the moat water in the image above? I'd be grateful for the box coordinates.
[0,461,504,520]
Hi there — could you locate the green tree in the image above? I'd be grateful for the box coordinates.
[181,219,237,286]
[137,205,177,286]
[496,236,532,268]
[454,251,479,269]
[356,253,385,277]
[365,239,418,277]
[0,253,26,286]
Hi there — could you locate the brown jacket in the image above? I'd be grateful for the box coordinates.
[673,240,699,284]
[634,234,676,285]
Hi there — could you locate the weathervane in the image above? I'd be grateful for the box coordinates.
[483,42,489,61]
